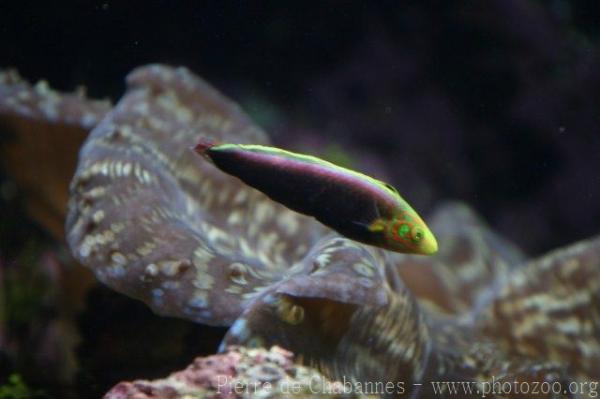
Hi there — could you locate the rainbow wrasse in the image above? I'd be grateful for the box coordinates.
[194,141,438,255]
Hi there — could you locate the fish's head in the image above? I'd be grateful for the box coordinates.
[375,212,438,255]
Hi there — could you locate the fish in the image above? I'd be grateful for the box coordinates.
[194,140,438,255]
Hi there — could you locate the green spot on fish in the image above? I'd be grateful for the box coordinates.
[398,224,410,237]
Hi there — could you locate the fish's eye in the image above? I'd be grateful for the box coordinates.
[411,227,424,243]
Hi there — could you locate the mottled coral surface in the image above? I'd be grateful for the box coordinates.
[62,65,599,397]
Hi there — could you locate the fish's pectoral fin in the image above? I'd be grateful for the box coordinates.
[351,220,371,230]
[352,219,386,233]
[372,199,382,219]
[368,218,386,233]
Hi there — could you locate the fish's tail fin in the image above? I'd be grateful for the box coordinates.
[193,137,218,155]
[193,137,224,163]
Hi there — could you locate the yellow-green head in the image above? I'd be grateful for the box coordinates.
[370,210,438,255]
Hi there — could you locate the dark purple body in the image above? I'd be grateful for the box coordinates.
[203,144,399,247]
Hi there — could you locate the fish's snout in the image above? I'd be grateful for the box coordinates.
[420,228,438,255]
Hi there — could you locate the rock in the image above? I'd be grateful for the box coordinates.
[104,346,366,399]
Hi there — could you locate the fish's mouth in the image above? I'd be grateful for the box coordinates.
[417,229,438,255]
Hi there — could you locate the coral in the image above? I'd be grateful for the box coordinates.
[478,238,600,380]
[0,69,106,389]
[104,346,365,399]
[0,68,111,239]
[0,68,110,128]
[61,65,599,397]
[66,65,324,326]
